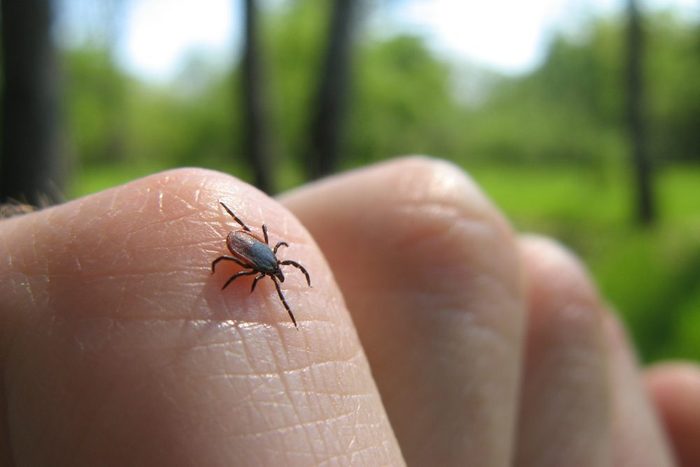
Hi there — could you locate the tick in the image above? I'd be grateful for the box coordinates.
[212,202,311,328]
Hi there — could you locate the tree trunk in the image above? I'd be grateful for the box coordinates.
[306,0,357,179]
[625,0,655,225]
[241,0,274,193]
[0,0,62,205]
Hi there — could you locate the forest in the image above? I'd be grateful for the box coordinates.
[3,1,700,361]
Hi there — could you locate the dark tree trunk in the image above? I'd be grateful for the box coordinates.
[1,0,62,205]
[306,0,357,179]
[241,0,274,193]
[625,0,655,225]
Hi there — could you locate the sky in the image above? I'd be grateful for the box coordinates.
[102,0,698,82]
[118,0,238,81]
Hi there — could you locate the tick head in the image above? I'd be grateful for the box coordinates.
[275,267,285,283]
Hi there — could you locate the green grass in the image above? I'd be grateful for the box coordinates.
[70,161,700,362]
[469,163,700,362]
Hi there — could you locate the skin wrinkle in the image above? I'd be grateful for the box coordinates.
[229,417,346,443]
[112,276,132,318]
[76,318,336,460]
[1,215,50,315]
[393,268,522,345]
[392,158,487,210]
[515,237,611,467]
[149,176,199,214]
[417,314,514,408]
[332,392,386,460]
[523,350,606,431]
[123,209,202,240]
[283,157,523,465]
[363,190,521,332]
[246,331,305,440]
[531,344,605,388]
[268,342,320,462]
[362,232,521,374]
[392,198,507,248]
[290,341,328,463]
[390,205,518,297]
[0,168,403,465]
[43,223,308,322]
[314,385,357,458]
[1,227,13,269]
[1,218,54,377]
[230,400,378,463]
[212,312,378,462]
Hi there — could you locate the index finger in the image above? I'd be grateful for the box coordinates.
[0,169,403,465]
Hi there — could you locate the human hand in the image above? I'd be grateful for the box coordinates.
[1,157,698,466]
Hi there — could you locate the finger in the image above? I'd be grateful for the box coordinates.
[605,314,675,467]
[0,169,403,465]
[283,157,525,466]
[645,362,700,467]
[515,236,611,467]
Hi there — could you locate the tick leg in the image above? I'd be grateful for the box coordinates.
[212,255,248,273]
[250,273,265,293]
[280,260,311,286]
[272,276,298,329]
[262,224,269,244]
[220,202,251,232]
[222,269,257,290]
[273,241,288,255]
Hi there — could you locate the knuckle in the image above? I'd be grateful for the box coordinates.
[382,156,519,281]
[520,235,604,332]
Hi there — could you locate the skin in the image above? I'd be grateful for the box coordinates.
[646,363,700,467]
[0,157,697,466]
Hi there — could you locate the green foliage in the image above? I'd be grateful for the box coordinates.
[62,8,700,171]
[65,48,249,187]
[474,164,700,362]
[464,13,700,167]
[266,0,327,163]
[349,35,463,165]
[127,72,237,169]
[460,19,624,167]
[646,13,700,163]
[63,47,130,164]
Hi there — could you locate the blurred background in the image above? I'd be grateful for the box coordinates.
[0,0,698,361]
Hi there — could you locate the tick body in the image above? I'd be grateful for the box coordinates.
[212,202,311,328]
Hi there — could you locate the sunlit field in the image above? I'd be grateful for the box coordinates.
[472,164,700,362]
